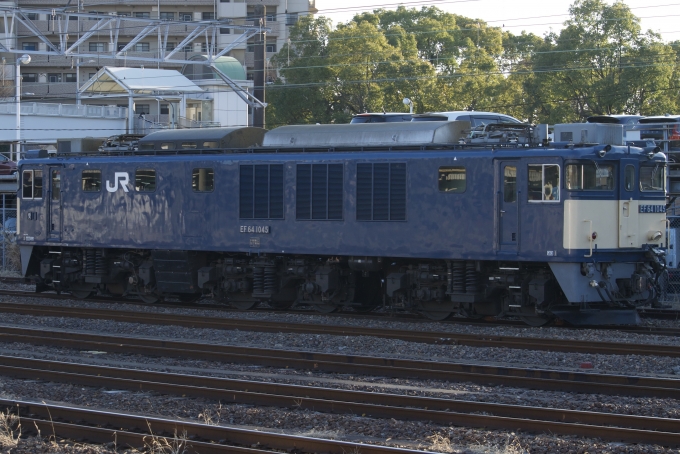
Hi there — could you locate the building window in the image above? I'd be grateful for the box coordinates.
[266,42,277,53]
[160,104,169,115]
[192,168,214,192]
[64,73,77,83]
[81,170,101,192]
[22,73,37,83]
[159,12,174,20]
[165,43,176,51]
[202,12,215,20]
[438,166,466,193]
[220,28,231,34]
[88,73,96,79]
[356,163,406,221]
[239,164,284,219]
[89,42,105,52]
[201,43,216,53]
[135,169,156,192]
[48,73,62,83]
[25,13,39,20]
[246,43,254,52]
[180,12,193,21]
[296,164,343,220]
[286,12,298,26]
[135,104,150,115]
[134,43,150,52]
[116,12,130,17]
[528,164,560,202]
[220,0,230,2]
[22,42,37,51]
[134,12,150,18]
[181,44,193,52]
[265,9,277,22]
[117,43,128,52]
[22,170,43,199]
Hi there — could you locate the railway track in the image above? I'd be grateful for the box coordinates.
[1,398,422,454]
[0,299,678,357]
[1,355,679,446]
[0,325,679,399]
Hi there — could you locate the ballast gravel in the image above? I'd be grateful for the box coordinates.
[0,291,678,453]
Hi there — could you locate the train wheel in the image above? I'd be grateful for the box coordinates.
[70,284,95,300]
[420,310,452,321]
[230,300,259,310]
[315,303,340,314]
[520,315,552,327]
[139,293,160,304]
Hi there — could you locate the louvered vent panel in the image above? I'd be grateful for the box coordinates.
[269,164,284,219]
[327,164,343,220]
[239,165,254,219]
[356,164,373,221]
[372,163,390,221]
[296,164,311,220]
[389,163,406,220]
[312,164,328,220]
[253,165,270,218]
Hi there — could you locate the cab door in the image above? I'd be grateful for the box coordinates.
[19,166,46,242]
[47,167,62,241]
[497,160,519,252]
[618,161,638,247]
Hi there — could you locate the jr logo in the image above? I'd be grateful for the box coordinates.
[106,172,130,193]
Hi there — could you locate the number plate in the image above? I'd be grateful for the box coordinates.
[638,205,666,213]
[240,225,270,234]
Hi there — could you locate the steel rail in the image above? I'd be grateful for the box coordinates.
[0,301,678,357]
[2,399,424,454]
[0,326,679,399]
[1,288,679,334]
[1,354,680,446]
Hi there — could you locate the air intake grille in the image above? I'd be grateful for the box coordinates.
[356,163,407,221]
[240,164,284,219]
[296,164,343,220]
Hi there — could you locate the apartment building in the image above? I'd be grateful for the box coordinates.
[8,0,316,123]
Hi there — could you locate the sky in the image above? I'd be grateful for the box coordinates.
[312,0,680,42]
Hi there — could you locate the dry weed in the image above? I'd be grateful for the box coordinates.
[426,433,454,452]
[2,238,20,273]
[0,409,21,448]
[143,423,188,454]
[198,404,222,426]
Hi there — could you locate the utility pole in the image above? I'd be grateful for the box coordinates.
[253,4,266,128]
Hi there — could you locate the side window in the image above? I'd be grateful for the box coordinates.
[160,143,174,150]
[34,170,43,198]
[438,166,466,193]
[203,141,219,148]
[565,163,614,190]
[181,142,197,149]
[192,168,214,192]
[625,165,635,191]
[82,170,102,192]
[139,143,154,151]
[136,169,156,192]
[52,170,61,200]
[528,164,560,202]
[22,170,34,198]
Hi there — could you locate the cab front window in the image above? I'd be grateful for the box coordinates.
[640,164,665,192]
[528,164,560,202]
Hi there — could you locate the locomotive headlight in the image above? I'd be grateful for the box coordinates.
[648,230,663,241]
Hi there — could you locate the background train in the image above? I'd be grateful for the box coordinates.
[16,121,669,325]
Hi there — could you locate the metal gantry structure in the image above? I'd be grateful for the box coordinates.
[0,6,269,108]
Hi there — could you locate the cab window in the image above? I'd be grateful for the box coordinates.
[565,163,614,190]
[528,164,560,202]
[438,166,466,192]
[135,169,156,192]
[82,170,102,192]
[640,164,665,192]
[624,165,635,191]
[22,170,43,199]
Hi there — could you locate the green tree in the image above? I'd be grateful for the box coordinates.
[529,0,677,122]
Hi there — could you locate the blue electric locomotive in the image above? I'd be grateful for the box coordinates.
[16,121,668,325]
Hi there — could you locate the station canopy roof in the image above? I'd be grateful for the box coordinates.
[80,67,204,96]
